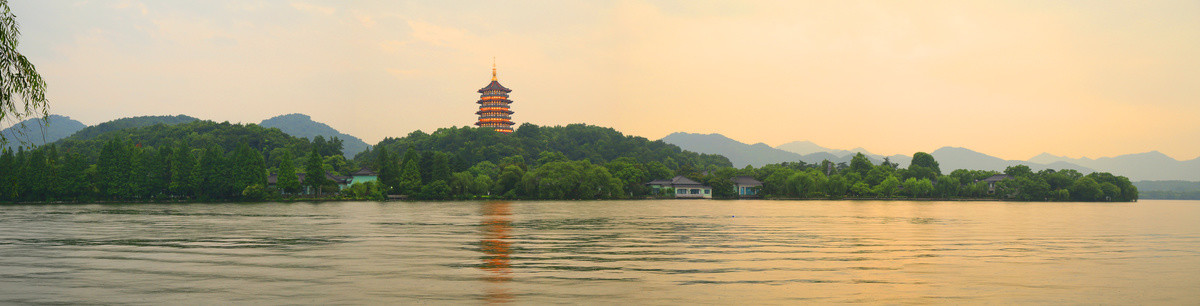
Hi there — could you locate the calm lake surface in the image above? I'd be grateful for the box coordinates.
[1,200,1198,304]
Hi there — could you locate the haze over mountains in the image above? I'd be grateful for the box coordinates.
[258,114,369,157]
[1,115,87,151]
[661,132,1200,181]
[6,114,1196,182]
[3,113,369,158]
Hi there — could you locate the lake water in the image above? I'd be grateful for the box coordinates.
[1,200,1198,304]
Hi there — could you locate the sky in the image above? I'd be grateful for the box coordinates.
[7,0,1200,161]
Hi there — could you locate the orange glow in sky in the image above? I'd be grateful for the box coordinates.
[9,1,1200,160]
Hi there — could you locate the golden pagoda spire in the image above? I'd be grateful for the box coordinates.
[491,57,497,81]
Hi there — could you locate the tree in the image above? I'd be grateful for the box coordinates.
[170,142,196,197]
[1013,176,1050,201]
[430,152,452,183]
[825,175,849,198]
[197,145,230,199]
[874,175,900,197]
[398,150,421,195]
[849,153,872,176]
[1004,165,1033,178]
[376,147,400,194]
[909,152,941,177]
[276,149,300,194]
[449,172,475,198]
[304,150,329,195]
[1070,177,1104,201]
[96,138,132,199]
[903,178,933,198]
[231,144,266,196]
[0,148,14,200]
[0,1,48,146]
[935,176,960,198]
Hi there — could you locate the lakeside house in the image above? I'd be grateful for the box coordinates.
[350,168,379,185]
[646,176,713,199]
[731,176,763,198]
[981,174,1013,194]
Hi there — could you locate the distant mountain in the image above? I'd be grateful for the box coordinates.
[1028,151,1200,181]
[661,132,804,168]
[931,147,1093,173]
[661,133,911,168]
[2,115,87,151]
[63,115,199,141]
[662,133,1102,174]
[259,113,369,158]
[776,140,875,157]
[775,140,834,156]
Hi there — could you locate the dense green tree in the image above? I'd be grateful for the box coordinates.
[467,160,499,179]
[58,152,90,200]
[448,172,475,198]
[850,181,873,197]
[418,180,450,200]
[276,149,300,194]
[935,176,960,198]
[398,149,421,195]
[170,142,196,197]
[0,149,14,200]
[909,152,941,177]
[303,150,329,195]
[903,178,934,198]
[197,145,230,199]
[1004,165,1033,178]
[874,175,900,197]
[24,148,47,200]
[849,153,872,176]
[376,147,399,194]
[825,175,849,198]
[1012,176,1051,201]
[430,152,452,183]
[230,144,266,197]
[96,138,132,199]
[1070,177,1104,201]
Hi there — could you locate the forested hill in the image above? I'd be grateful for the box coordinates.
[62,115,199,141]
[356,123,731,171]
[259,113,369,158]
[54,120,310,162]
[2,115,87,151]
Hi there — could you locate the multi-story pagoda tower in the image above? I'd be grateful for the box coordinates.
[475,61,515,133]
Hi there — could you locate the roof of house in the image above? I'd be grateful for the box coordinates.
[352,167,378,176]
[982,174,1014,182]
[730,176,763,186]
[647,179,672,185]
[646,175,710,188]
[268,172,351,185]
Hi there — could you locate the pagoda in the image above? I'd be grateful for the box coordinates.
[475,62,515,133]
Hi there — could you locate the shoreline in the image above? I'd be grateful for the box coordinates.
[0,197,1141,205]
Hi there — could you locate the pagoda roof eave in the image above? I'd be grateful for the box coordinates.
[477,80,512,93]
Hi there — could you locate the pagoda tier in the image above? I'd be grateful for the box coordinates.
[474,64,514,133]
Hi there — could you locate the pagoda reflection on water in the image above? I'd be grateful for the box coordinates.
[475,61,515,133]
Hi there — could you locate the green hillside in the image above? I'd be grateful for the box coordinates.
[63,115,198,141]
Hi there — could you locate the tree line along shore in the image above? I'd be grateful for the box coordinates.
[0,120,1136,203]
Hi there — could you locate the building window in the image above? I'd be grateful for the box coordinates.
[690,189,699,194]
[704,189,710,195]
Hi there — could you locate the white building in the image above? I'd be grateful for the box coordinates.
[646,175,712,199]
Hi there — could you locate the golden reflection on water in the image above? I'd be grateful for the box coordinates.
[480,201,514,304]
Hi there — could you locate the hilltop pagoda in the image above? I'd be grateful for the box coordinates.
[475,62,515,133]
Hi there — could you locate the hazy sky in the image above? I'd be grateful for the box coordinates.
[8,1,1200,160]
